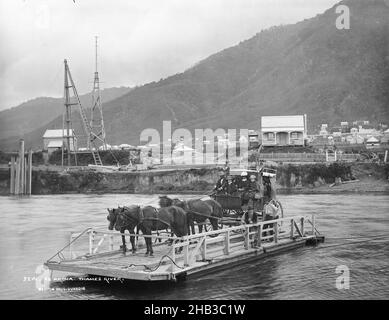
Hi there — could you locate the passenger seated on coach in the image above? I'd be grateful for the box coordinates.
[248,175,260,194]
[213,170,227,194]
[224,175,238,195]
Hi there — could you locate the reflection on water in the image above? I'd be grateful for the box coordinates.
[0,193,388,300]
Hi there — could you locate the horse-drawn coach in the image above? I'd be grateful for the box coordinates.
[211,167,283,224]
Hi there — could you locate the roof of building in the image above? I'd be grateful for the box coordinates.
[47,140,63,148]
[173,145,194,152]
[366,137,380,143]
[261,115,305,132]
[43,129,75,138]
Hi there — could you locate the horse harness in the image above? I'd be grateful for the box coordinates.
[184,200,222,222]
[135,206,173,231]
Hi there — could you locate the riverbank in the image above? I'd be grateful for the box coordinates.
[0,162,388,195]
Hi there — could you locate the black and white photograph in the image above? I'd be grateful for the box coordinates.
[0,0,388,304]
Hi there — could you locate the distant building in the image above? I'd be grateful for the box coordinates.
[248,130,259,148]
[358,127,380,136]
[43,129,77,155]
[366,136,380,149]
[352,135,364,144]
[119,144,136,150]
[341,122,350,133]
[353,120,370,127]
[319,124,329,136]
[331,127,342,136]
[261,115,307,146]
[350,127,358,135]
[319,129,329,136]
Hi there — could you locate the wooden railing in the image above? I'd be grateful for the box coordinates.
[166,214,316,271]
[50,215,318,273]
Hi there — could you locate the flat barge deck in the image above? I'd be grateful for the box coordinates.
[45,215,324,282]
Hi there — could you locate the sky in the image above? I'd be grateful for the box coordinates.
[0,0,340,111]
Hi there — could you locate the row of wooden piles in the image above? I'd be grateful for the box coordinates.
[9,139,33,195]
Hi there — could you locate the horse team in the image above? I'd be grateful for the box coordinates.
[106,196,223,256]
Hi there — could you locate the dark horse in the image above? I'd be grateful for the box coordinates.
[107,206,139,254]
[159,196,223,234]
[110,205,188,256]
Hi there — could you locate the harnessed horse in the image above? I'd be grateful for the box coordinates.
[109,205,188,256]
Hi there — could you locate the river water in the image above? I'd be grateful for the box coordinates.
[0,193,388,300]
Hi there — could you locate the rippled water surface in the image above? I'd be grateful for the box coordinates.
[0,193,388,300]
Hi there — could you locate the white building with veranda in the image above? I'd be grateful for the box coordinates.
[260,115,307,147]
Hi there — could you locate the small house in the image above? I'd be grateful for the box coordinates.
[43,129,77,155]
[261,115,307,147]
[366,136,380,149]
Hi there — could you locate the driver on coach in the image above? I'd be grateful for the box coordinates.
[238,171,250,206]
[214,170,227,194]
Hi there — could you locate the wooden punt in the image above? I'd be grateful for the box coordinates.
[44,215,324,282]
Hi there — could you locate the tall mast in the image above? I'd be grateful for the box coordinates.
[63,59,103,166]
[64,59,72,166]
[90,36,107,150]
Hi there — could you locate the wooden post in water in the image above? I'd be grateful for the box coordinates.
[11,141,33,196]
[24,156,28,195]
[19,139,25,195]
[28,150,32,195]
[15,156,20,195]
[23,157,27,194]
[10,156,15,194]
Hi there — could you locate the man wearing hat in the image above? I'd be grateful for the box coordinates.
[224,175,238,195]
[213,170,227,194]
[238,171,250,207]
[248,174,260,194]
